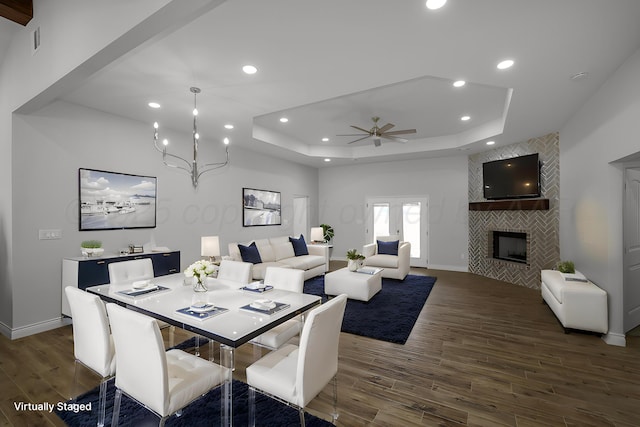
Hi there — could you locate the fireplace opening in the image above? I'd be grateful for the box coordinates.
[492,231,527,264]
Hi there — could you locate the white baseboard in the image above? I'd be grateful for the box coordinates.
[427,264,469,272]
[8,317,70,340]
[602,332,626,347]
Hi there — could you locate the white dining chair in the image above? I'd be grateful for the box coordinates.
[108,259,175,348]
[217,259,252,286]
[106,303,229,427]
[250,267,305,353]
[246,294,348,426]
[64,286,116,427]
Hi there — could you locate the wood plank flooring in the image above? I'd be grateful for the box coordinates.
[1,266,639,426]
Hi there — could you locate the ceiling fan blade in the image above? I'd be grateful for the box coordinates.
[350,125,372,134]
[347,135,372,144]
[383,129,416,136]
[377,123,395,134]
[381,135,409,143]
[337,133,369,137]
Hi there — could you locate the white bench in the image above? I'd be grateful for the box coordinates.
[325,267,382,302]
[541,269,608,334]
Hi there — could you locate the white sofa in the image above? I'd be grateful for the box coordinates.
[362,235,411,280]
[228,236,327,281]
[541,269,608,334]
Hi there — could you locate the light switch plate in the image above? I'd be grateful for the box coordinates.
[39,229,62,240]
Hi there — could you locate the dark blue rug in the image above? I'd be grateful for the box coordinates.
[56,378,331,426]
[304,274,436,344]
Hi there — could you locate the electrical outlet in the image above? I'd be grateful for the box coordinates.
[39,229,62,240]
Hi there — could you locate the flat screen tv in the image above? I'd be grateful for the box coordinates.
[482,153,541,200]
[79,168,157,231]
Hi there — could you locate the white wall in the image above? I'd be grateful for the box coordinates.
[10,100,317,336]
[318,156,469,271]
[0,0,199,335]
[560,47,640,345]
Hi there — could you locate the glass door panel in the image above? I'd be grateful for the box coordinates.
[402,202,421,259]
[372,203,390,241]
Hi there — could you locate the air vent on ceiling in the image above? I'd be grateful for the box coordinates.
[32,27,40,54]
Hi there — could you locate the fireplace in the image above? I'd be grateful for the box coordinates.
[492,231,527,264]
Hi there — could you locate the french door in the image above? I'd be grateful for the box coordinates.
[365,196,429,267]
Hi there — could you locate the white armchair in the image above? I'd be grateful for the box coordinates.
[362,235,411,280]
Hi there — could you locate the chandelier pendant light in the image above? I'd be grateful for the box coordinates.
[153,87,230,188]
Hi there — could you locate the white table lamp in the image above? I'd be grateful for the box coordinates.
[201,236,220,262]
[310,227,324,243]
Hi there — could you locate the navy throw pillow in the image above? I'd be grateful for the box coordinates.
[238,242,262,264]
[377,240,399,256]
[289,235,309,256]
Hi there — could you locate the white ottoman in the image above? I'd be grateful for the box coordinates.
[541,269,608,334]
[325,267,382,302]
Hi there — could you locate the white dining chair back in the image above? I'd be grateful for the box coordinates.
[217,259,252,285]
[106,303,229,425]
[246,294,348,426]
[108,258,154,284]
[64,286,116,427]
[263,267,304,293]
[251,267,306,352]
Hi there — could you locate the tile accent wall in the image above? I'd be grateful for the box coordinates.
[468,132,559,289]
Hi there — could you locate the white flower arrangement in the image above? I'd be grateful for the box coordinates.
[184,260,216,282]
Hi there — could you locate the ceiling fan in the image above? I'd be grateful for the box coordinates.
[338,116,416,147]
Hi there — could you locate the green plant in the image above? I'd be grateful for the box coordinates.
[81,240,102,249]
[320,224,334,242]
[557,260,575,274]
[346,249,365,261]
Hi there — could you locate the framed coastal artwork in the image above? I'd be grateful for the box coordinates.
[242,187,281,227]
[79,168,157,231]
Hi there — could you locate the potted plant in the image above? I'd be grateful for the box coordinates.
[320,224,334,242]
[81,240,104,258]
[346,248,365,272]
[557,260,575,274]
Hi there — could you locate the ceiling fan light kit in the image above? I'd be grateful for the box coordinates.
[338,116,416,147]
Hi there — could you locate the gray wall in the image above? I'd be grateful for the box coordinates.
[318,156,469,270]
[11,100,318,334]
[560,47,640,345]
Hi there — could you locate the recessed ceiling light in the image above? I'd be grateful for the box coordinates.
[242,65,258,75]
[224,124,234,130]
[279,117,289,123]
[321,137,330,142]
[324,158,331,162]
[426,0,447,10]
[461,115,471,121]
[148,102,161,109]
[497,59,514,70]
[453,80,466,87]
[486,140,495,145]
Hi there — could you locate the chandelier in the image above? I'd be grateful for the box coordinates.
[153,87,230,188]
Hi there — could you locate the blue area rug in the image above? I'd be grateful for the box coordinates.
[55,378,331,427]
[304,274,436,344]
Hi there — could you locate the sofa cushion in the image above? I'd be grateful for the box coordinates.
[377,240,399,256]
[269,236,290,246]
[279,254,325,270]
[289,235,309,256]
[238,242,262,264]
[252,262,290,280]
[364,254,399,269]
[274,242,295,261]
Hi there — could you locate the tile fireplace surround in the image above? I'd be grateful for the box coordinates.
[468,132,559,289]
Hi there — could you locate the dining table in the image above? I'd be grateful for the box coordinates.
[86,273,321,426]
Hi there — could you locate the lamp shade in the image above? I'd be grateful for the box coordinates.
[310,227,324,243]
[201,236,220,257]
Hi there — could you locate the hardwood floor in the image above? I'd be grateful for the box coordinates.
[1,266,639,426]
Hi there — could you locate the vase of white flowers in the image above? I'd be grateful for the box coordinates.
[184,260,215,292]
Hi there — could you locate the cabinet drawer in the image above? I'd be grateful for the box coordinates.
[77,260,110,289]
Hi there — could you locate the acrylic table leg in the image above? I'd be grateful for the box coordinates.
[220,344,234,426]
